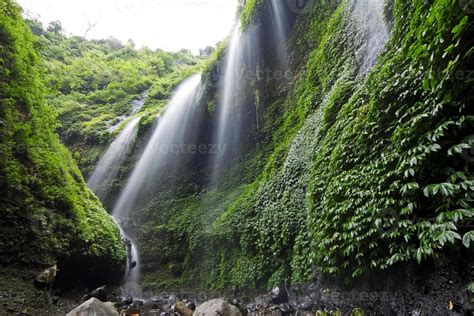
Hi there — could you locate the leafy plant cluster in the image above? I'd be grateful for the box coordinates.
[29,20,203,173]
[0,0,126,283]
[133,0,473,293]
[306,0,473,279]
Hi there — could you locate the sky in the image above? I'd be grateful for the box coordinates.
[17,0,238,54]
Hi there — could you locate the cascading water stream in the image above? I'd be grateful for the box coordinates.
[269,0,289,61]
[112,74,203,296]
[131,91,149,115]
[87,117,140,201]
[87,0,389,298]
[211,23,243,185]
[354,0,389,75]
[108,92,148,133]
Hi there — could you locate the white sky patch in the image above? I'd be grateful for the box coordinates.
[17,0,238,54]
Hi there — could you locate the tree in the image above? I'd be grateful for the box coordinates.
[199,45,215,57]
[47,20,63,35]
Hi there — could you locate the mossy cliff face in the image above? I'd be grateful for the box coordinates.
[134,0,473,293]
[0,0,126,285]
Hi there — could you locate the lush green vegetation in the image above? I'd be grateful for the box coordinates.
[131,0,473,293]
[0,0,126,287]
[28,20,202,175]
[1,0,472,303]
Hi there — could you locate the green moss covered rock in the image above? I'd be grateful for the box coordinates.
[0,0,126,285]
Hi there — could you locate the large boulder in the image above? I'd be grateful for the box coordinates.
[193,299,242,316]
[67,298,118,316]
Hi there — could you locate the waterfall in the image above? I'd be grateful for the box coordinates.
[211,24,243,185]
[87,117,140,201]
[108,92,148,133]
[354,0,389,75]
[131,91,149,115]
[111,74,203,296]
[269,0,289,60]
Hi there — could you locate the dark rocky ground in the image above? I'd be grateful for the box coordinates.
[1,251,472,315]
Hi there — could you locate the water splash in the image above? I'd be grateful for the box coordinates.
[118,226,142,298]
[87,117,140,201]
[354,0,389,75]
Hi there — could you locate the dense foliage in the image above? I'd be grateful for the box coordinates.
[29,21,202,175]
[2,0,472,301]
[127,0,474,293]
[0,0,125,285]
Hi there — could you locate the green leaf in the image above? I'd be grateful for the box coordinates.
[463,232,474,248]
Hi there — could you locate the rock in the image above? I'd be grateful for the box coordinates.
[34,265,57,286]
[67,298,119,316]
[142,299,161,311]
[120,307,141,316]
[193,299,242,316]
[270,286,288,304]
[186,301,196,310]
[104,302,118,313]
[130,299,143,309]
[297,297,312,311]
[176,301,194,316]
[115,296,134,308]
[86,285,108,302]
[278,303,294,314]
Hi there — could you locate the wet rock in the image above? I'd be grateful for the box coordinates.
[270,286,288,304]
[85,285,108,302]
[176,301,194,316]
[116,295,134,308]
[297,297,313,311]
[124,296,134,305]
[130,299,144,309]
[246,302,257,313]
[278,303,294,314]
[142,299,160,310]
[120,307,141,316]
[193,299,242,316]
[66,298,118,316]
[34,265,57,287]
[186,301,196,310]
[231,298,245,311]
